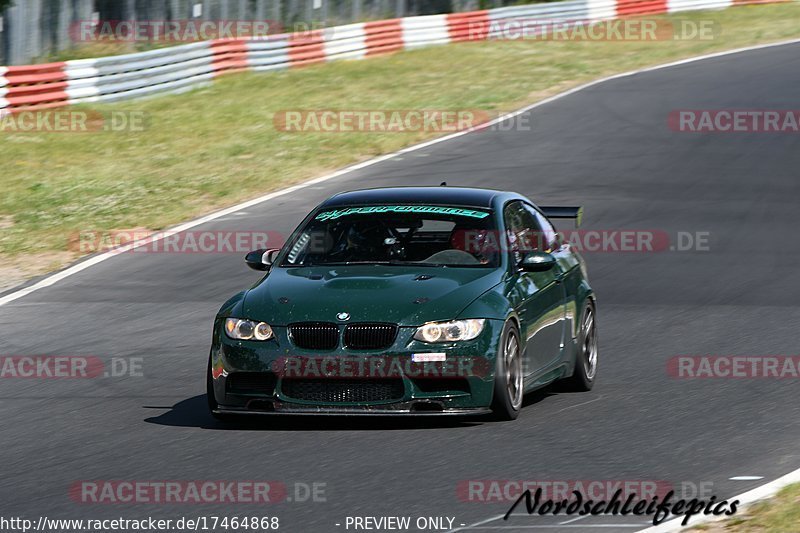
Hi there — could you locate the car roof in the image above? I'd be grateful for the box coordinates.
[321,186,518,209]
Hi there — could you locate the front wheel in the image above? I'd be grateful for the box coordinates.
[562,302,597,392]
[491,321,524,420]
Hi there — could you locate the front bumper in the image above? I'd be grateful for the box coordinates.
[214,404,492,416]
[209,320,502,415]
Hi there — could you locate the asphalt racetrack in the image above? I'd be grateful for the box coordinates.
[2,42,799,533]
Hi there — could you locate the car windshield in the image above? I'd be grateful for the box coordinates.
[280,205,500,268]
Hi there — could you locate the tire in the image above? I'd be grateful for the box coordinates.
[562,301,598,392]
[490,321,524,420]
[207,354,231,421]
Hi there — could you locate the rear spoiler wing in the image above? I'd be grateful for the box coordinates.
[540,206,583,228]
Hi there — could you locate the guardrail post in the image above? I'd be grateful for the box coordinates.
[125,0,136,23]
[6,0,23,65]
[321,0,329,25]
[0,8,5,66]
[270,0,282,27]
[169,0,180,19]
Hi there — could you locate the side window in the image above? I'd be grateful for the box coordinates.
[526,205,560,252]
[503,201,541,263]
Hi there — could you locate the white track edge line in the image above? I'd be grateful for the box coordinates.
[447,514,505,532]
[636,467,800,532]
[449,463,800,533]
[2,36,800,309]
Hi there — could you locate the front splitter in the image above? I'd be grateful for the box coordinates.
[215,405,491,416]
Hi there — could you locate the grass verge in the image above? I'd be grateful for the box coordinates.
[1,4,800,290]
[689,482,800,532]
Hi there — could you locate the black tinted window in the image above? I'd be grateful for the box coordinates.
[281,205,499,267]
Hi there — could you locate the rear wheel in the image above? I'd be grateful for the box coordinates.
[562,302,597,391]
[491,321,524,420]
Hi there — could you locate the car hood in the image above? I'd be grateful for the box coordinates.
[241,265,503,326]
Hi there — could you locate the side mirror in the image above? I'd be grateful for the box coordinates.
[245,248,280,271]
[520,251,557,272]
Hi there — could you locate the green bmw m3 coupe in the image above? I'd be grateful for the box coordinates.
[208,186,597,420]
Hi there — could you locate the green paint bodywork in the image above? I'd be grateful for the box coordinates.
[209,190,594,415]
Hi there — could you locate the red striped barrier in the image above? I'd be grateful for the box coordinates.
[0,1,789,113]
[3,94,70,109]
[211,39,250,76]
[4,82,69,98]
[4,62,67,85]
[616,0,668,16]
[365,19,404,56]
[2,62,69,111]
[289,30,326,67]
[3,100,71,114]
[447,11,491,43]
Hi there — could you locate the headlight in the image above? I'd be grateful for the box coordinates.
[224,318,274,341]
[413,319,486,343]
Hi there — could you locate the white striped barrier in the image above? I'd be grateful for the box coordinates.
[0,0,789,113]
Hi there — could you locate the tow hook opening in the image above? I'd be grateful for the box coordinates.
[411,401,444,412]
[246,399,275,412]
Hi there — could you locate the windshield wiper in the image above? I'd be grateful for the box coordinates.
[392,260,490,268]
[293,260,485,267]
[307,260,395,266]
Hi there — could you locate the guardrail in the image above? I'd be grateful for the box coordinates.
[0,0,787,114]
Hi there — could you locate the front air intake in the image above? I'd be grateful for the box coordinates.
[281,378,405,403]
[343,323,398,350]
[288,322,339,350]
